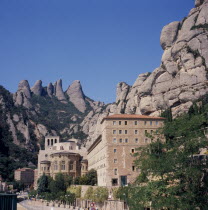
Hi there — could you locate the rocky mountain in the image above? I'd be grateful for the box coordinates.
[0,0,208,175]
[81,0,208,145]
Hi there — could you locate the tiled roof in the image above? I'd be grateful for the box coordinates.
[101,114,165,123]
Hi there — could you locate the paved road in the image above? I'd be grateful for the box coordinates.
[19,200,68,210]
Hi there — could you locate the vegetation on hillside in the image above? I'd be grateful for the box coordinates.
[116,95,208,209]
[0,86,37,181]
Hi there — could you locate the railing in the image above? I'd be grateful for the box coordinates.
[0,194,17,210]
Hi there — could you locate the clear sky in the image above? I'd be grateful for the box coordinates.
[0,0,193,103]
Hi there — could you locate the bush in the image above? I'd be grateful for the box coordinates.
[28,190,37,199]
[84,186,94,200]
[92,187,108,203]
[113,187,129,201]
[67,186,81,198]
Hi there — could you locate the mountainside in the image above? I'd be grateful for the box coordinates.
[0,0,208,179]
[83,0,208,146]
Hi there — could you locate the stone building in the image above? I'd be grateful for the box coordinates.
[14,168,34,187]
[35,136,87,188]
[87,114,165,187]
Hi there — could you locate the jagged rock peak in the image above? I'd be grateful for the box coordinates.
[160,21,180,50]
[14,80,32,108]
[17,80,31,99]
[132,72,150,88]
[31,80,43,96]
[54,79,67,102]
[66,80,86,113]
[47,82,54,97]
[195,0,208,7]
[116,82,130,104]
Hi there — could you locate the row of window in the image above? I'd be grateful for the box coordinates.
[113,166,139,175]
[47,138,58,146]
[53,161,74,171]
[112,129,154,135]
[112,120,159,126]
[113,148,137,154]
[113,138,151,144]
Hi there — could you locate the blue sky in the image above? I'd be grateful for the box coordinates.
[0,0,193,103]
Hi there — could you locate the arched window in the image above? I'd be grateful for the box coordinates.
[47,139,50,146]
[51,139,54,146]
[55,139,57,143]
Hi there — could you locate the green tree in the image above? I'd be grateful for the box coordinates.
[85,169,97,185]
[49,173,66,194]
[127,103,208,210]
[92,187,108,203]
[13,180,25,191]
[84,186,94,200]
[37,174,50,194]
[65,191,76,205]
[67,186,81,198]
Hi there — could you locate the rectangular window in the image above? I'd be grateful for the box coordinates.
[144,121,147,125]
[125,130,128,134]
[114,159,117,163]
[144,138,149,143]
[119,138,122,143]
[132,166,135,171]
[113,138,117,143]
[112,179,118,186]
[119,121,121,125]
[113,121,116,125]
[125,138,128,143]
[135,130,138,134]
[54,161,58,171]
[156,121,159,125]
[135,138,138,143]
[119,130,122,134]
[113,130,116,134]
[125,121,127,125]
[114,149,117,153]
[134,121,137,125]
[150,121,152,125]
[70,162,74,170]
[114,168,118,175]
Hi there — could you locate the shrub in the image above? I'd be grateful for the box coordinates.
[92,187,108,203]
[67,186,81,198]
[84,186,94,200]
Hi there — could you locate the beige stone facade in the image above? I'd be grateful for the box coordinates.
[87,114,164,187]
[14,168,34,186]
[35,136,87,188]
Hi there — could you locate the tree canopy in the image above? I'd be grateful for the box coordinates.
[121,98,208,210]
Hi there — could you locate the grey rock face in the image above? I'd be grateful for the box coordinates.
[66,80,86,113]
[111,1,208,117]
[47,83,54,97]
[54,79,67,103]
[31,80,43,96]
[13,80,32,108]
[160,21,180,50]
[195,0,208,7]
[83,1,208,146]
